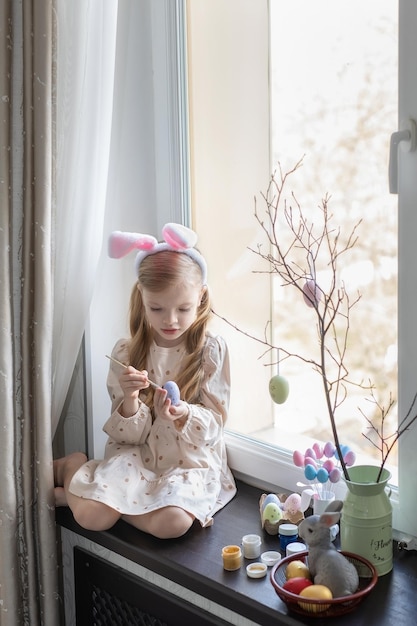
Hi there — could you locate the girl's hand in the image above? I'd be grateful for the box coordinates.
[153,387,189,427]
[119,367,150,417]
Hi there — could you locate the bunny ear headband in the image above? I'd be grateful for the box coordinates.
[108,223,207,285]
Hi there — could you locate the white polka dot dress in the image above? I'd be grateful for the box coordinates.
[68,333,237,527]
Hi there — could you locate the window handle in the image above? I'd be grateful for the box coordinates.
[389,118,416,194]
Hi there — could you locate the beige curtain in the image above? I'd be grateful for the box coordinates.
[0,1,61,624]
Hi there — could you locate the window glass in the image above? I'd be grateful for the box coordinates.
[266,0,398,479]
[188,0,398,483]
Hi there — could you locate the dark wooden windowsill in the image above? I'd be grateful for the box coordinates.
[56,479,417,626]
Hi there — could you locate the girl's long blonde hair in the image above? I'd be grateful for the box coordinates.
[128,250,211,406]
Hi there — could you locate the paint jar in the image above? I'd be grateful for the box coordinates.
[246,562,267,578]
[286,541,307,557]
[278,523,298,552]
[260,551,281,567]
[242,534,262,559]
[222,545,242,571]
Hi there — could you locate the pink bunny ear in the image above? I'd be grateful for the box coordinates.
[108,231,158,258]
[162,223,198,250]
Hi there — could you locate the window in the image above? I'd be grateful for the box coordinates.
[186,0,417,541]
[84,0,416,543]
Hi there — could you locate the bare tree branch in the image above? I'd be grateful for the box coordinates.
[213,160,416,482]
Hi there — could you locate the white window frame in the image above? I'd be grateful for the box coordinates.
[150,0,190,229]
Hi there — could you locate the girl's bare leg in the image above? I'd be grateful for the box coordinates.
[54,453,121,531]
[123,507,195,539]
[54,452,87,506]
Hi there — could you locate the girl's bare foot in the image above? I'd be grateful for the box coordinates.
[53,452,87,508]
[54,486,68,507]
[53,452,87,487]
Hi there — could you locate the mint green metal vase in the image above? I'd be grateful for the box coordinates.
[341,465,393,576]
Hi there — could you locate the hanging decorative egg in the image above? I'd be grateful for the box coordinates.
[269,374,290,404]
[302,279,321,308]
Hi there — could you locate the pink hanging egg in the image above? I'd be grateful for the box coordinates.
[305,447,317,460]
[322,459,334,472]
[293,450,305,467]
[324,441,335,458]
[329,467,342,483]
[344,450,356,466]
[302,279,321,308]
[312,442,324,459]
[304,456,317,469]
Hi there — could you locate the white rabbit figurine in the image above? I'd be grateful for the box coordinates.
[298,501,359,597]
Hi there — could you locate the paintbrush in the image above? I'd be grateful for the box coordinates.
[105,354,160,389]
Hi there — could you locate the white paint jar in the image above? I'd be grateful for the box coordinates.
[242,534,262,559]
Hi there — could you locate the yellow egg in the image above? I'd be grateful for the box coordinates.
[269,375,289,404]
[298,584,333,613]
[285,560,311,580]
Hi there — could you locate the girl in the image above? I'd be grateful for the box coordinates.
[54,223,236,539]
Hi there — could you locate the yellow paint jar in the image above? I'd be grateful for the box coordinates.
[222,545,242,571]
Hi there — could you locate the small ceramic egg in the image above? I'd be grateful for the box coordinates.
[283,493,302,515]
[262,493,281,510]
[262,502,283,523]
[269,375,289,404]
[163,381,180,406]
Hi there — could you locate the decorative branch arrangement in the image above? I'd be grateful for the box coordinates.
[216,159,417,482]
[360,389,417,481]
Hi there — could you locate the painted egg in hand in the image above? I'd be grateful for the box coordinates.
[269,375,289,404]
[163,381,180,405]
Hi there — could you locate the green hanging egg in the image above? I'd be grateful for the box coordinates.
[269,375,289,404]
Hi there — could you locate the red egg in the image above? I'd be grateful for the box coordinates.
[283,577,313,595]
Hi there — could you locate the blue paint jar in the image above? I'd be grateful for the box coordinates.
[278,523,298,551]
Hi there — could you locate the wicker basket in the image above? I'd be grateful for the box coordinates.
[259,493,304,535]
[270,550,378,617]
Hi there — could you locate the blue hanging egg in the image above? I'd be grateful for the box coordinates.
[304,464,317,481]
